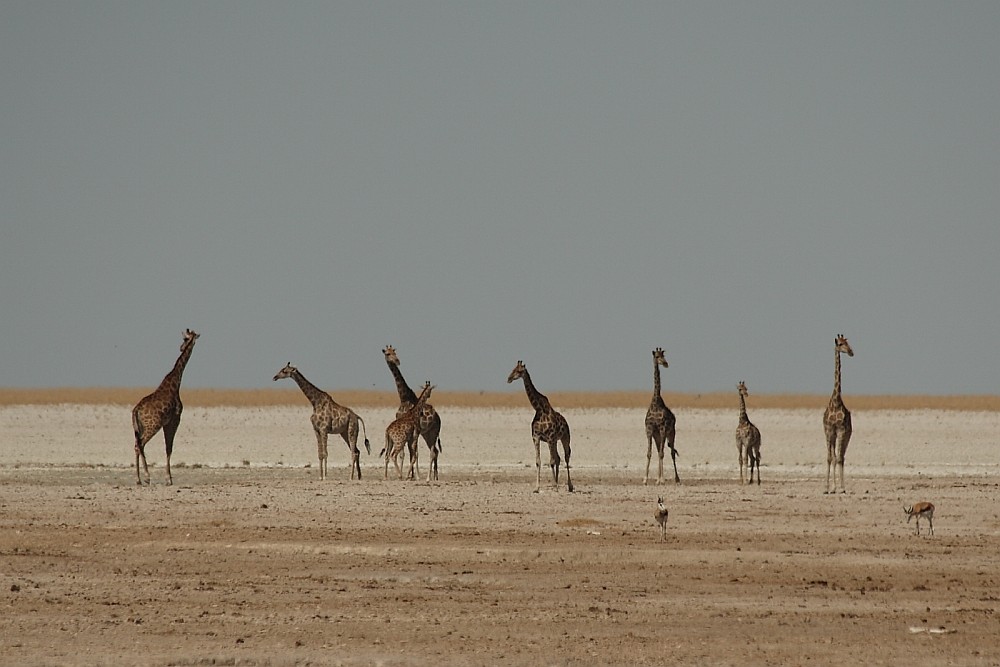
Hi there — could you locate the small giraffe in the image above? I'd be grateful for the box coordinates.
[645,347,679,485]
[383,345,442,481]
[507,360,574,493]
[736,381,762,486]
[273,363,370,480]
[132,329,200,486]
[823,334,854,494]
[382,382,434,481]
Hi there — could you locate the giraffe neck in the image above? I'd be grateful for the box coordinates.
[739,392,749,423]
[519,370,550,414]
[651,362,662,404]
[831,350,843,404]
[387,361,419,405]
[290,369,328,409]
[402,387,431,423]
[159,338,196,395]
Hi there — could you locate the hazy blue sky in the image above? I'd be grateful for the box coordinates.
[2,2,998,395]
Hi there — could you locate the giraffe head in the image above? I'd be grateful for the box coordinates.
[383,345,400,367]
[738,380,749,398]
[273,362,297,382]
[181,328,200,349]
[653,347,668,368]
[835,334,854,357]
[507,360,527,384]
[416,381,434,403]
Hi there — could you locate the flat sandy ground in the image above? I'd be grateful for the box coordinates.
[2,400,999,665]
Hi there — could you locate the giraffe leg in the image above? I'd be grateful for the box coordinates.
[423,428,441,483]
[412,437,420,480]
[407,433,419,481]
[426,438,440,483]
[383,434,391,480]
[134,440,149,486]
[644,434,653,486]
[393,443,405,480]
[834,433,847,494]
[667,430,680,484]
[533,434,542,493]
[824,429,836,494]
[547,441,561,488]
[315,429,329,481]
[427,438,441,482]
[342,429,360,481]
[652,433,664,486]
[562,437,573,493]
[738,442,746,485]
[163,420,179,487]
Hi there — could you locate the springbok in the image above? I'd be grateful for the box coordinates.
[904,502,935,536]
[654,497,669,542]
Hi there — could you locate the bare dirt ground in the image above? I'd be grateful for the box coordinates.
[1,401,999,666]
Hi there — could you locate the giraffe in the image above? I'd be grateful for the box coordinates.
[644,347,679,485]
[132,328,200,486]
[507,360,574,493]
[382,345,442,481]
[823,334,854,494]
[736,381,762,485]
[272,363,370,480]
[382,381,434,481]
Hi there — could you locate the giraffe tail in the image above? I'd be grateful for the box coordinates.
[357,417,371,454]
[434,438,442,453]
[131,409,143,444]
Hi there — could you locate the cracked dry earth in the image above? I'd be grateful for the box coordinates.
[2,466,999,666]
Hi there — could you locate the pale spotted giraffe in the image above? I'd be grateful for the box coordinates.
[823,334,854,494]
[736,381,762,485]
[507,360,574,493]
[382,382,434,480]
[382,345,442,481]
[645,347,679,485]
[273,363,370,480]
[132,329,200,486]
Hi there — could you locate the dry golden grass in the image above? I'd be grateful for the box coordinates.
[1,387,998,411]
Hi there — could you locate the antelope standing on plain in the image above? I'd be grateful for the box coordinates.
[904,502,935,536]
[654,497,669,542]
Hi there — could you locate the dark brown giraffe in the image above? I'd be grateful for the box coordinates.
[272,363,370,480]
[645,347,679,485]
[823,334,854,494]
[507,360,573,493]
[382,345,442,481]
[132,328,200,486]
[382,382,434,480]
[736,381,762,485]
